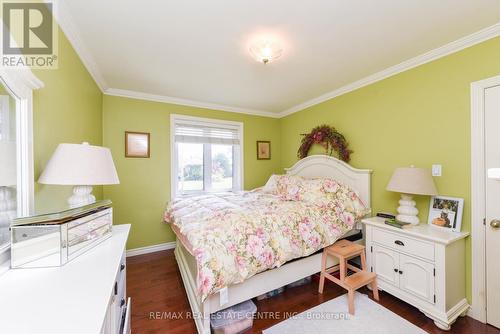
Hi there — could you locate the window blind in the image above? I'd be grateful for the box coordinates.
[174,123,240,145]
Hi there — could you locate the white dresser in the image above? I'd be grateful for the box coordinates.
[362,217,469,330]
[0,224,131,334]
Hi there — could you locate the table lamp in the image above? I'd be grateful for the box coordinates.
[38,142,119,208]
[386,166,438,225]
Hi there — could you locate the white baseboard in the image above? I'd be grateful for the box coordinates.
[126,241,176,257]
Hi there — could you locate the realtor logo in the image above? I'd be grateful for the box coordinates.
[1,1,58,69]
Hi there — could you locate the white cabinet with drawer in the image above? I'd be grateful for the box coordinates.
[101,250,130,334]
[0,224,131,334]
[363,217,469,331]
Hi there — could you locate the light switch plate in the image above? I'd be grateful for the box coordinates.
[432,164,442,177]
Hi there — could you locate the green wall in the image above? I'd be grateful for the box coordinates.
[32,29,103,212]
[280,36,500,302]
[102,95,281,249]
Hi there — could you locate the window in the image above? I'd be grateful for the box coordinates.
[171,115,243,197]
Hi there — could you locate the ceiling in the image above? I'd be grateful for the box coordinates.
[61,0,500,116]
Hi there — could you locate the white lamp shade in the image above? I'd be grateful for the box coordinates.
[488,168,500,180]
[38,143,119,185]
[0,141,16,186]
[386,166,438,196]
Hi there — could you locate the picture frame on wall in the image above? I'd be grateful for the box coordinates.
[256,141,271,160]
[427,195,464,232]
[125,131,150,158]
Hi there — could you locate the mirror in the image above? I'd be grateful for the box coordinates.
[0,80,19,249]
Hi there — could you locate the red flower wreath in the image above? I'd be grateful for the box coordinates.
[297,124,352,162]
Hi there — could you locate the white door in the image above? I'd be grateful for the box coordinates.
[373,245,399,286]
[485,84,500,328]
[399,254,435,304]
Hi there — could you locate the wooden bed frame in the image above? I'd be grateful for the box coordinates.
[174,155,372,333]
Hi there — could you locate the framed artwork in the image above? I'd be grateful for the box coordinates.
[125,131,150,158]
[257,141,271,160]
[427,196,464,232]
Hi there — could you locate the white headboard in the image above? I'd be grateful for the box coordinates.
[285,155,373,207]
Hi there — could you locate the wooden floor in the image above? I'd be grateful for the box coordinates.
[127,250,499,334]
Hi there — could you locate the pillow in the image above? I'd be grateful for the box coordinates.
[268,175,327,201]
[277,177,369,219]
[261,174,280,194]
[263,175,369,219]
[326,181,370,220]
[294,177,324,202]
[262,174,305,199]
[276,175,305,201]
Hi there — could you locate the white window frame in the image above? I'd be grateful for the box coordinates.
[0,67,43,276]
[170,114,244,198]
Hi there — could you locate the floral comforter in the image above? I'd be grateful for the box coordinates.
[164,175,369,301]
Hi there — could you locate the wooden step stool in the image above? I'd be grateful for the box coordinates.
[318,239,379,315]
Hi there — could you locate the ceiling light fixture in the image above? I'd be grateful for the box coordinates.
[249,40,283,64]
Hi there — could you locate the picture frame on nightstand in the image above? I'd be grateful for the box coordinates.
[427,195,464,232]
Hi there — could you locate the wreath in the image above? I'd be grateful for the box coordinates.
[297,124,352,162]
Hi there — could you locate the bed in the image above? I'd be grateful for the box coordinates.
[167,155,372,334]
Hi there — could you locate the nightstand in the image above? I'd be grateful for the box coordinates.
[362,217,469,330]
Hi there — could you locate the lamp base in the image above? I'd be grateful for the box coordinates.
[396,194,420,225]
[68,185,96,208]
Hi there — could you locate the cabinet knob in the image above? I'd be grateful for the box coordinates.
[490,220,500,228]
[394,268,398,272]
[394,240,405,246]
[120,263,125,271]
[120,298,126,307]
[398,270,403,275]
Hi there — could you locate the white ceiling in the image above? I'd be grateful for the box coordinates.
[61,0,500,116]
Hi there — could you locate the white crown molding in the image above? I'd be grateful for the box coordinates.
[104,88,281,118]
[0,68,44,93]
[50,0,108,91]
[126,241,176,257]
[278,22,500,118]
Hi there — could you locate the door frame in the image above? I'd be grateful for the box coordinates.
[470,74,500,322]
